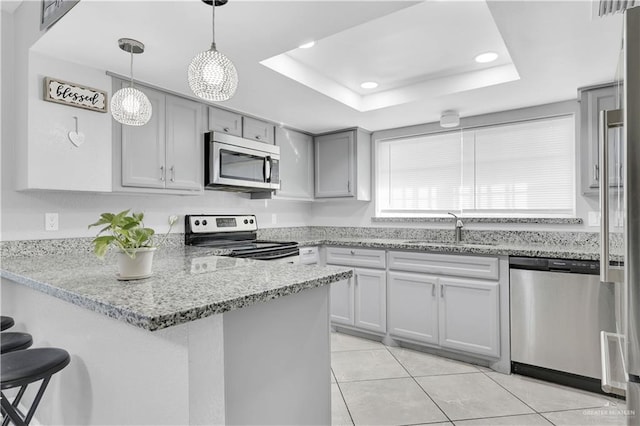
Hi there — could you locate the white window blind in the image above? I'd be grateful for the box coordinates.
[376,115,575,217]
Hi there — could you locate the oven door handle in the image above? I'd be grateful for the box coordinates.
[264,156,272,183]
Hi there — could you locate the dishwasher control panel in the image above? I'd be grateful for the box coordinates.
[509,257,599,275]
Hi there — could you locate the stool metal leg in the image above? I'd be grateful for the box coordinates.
[0,377,51,426]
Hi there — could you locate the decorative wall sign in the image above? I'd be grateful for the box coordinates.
[41,0,80,31]
[43,77,108,113]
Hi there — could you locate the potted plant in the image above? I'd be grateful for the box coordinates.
[88,209,177,280]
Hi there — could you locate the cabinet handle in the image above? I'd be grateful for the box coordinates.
[256,135,262,140]
[432,285,435,297]
[594,164,599,182]
[347,181,351,192]
[441,285,445,298]
[160,166,165,182]
[170,166,175,182]
[223,127,230,132]
[350,250,355,255]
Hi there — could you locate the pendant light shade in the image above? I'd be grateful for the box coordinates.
[111,38,152,126]
[188,0,237,101]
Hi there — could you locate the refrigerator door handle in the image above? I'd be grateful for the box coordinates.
[598,108,624,284]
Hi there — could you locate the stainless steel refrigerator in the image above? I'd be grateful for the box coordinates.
[599,4,640,423]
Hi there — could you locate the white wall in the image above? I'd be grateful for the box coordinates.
[0,5,311,241]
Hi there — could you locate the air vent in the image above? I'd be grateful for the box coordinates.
[598,0,638,16]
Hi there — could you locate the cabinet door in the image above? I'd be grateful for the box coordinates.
[388,271,439,345]
[243,117,275,144]
[354,268,386,333]
[315,131,355,198]
[121,86,166,188]
[330,277,354,326]
[275,127,313,199]
[165,95,203,191]
[438,277,499,358]
[208,107,242,136]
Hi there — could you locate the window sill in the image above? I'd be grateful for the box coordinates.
[371,216,584,225]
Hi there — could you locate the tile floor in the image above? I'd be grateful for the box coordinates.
[330,332,630,426]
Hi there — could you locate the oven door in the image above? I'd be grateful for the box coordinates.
[207,134,280,191]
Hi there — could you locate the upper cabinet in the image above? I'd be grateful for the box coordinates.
[274,127,314,200]
[579,83,622,195]
[243,117,275,144]
[314,128,371,200]
[208,107,275,144]
[116,79,204,194]
[208,107,242,137]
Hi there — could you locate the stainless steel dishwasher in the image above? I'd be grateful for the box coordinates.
[510,257,617,393]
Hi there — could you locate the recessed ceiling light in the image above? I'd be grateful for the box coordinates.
[299,41,315,49]
[474,52,498,63]
[360,81,378,89]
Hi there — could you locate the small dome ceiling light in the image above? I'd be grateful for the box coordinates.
[110,38,152,126]
[440,110,460,128]
[188,0,238,102]
[360,81,379,89]
[299,41,316,49]
[474,52,498,63]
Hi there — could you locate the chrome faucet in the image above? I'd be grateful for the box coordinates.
[447,212,464,243]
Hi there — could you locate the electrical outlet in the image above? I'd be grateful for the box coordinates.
[272,213,277,225]
[45,213,59,231]
[588,211,600,227]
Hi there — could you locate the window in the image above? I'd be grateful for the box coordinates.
[376,115,575,217]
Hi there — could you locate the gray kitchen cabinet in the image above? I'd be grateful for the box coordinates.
[388,271,439,345]
[208,107,242,136]
[243,116,275,144]
[314,129,371,200]
[326,247,386,334]
[579,83,623,195]
[439,277,500,358]
[387,250,501,359]
[120,81,203,193]
[274,127,314,200]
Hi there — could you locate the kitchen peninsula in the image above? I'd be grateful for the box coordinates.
[1,246,352,425]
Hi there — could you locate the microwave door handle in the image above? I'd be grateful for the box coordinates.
[265,156,272,183]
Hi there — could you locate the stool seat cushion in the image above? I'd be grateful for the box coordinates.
[1,348,70,390]
[0,316,15,331]
[1,332,33,354]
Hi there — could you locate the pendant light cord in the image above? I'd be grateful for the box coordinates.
[211,1,217,50]
[129,48,134,88]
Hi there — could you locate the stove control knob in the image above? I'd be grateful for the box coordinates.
[250,219,254,224]
[244,219,249,224]
[202,220,208,226]
[194,220,200,226]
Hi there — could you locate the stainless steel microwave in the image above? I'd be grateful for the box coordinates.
[204,132,280,192]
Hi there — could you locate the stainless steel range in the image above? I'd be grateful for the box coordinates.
[184,214,299,261]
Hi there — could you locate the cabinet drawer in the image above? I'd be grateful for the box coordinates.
[326,247,386,269]
[299,246,318,265]
[243,117,275,144]
[208,107,242,136]
[388,251,498,280]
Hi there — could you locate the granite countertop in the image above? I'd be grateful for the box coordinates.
[296,237,603,260]
[1,246,352,331]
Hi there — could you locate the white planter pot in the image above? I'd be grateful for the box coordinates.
[116,247,157,280]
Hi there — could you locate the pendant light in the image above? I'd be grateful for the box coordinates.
[111,38,152,126]
[188,0,238,101]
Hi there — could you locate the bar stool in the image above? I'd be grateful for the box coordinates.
[1,333,33,354]
[0,318,14,332]
[1,348,70,426]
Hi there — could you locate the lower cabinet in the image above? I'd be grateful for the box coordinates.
[387,255,501,359]
[330,268,386,334]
